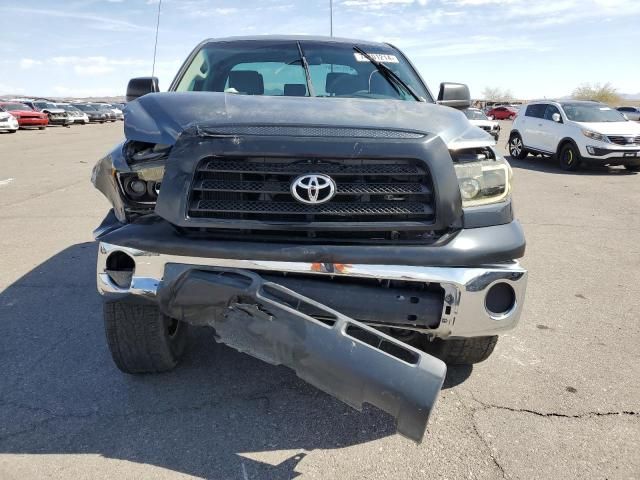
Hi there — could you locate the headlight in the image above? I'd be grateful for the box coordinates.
[118,170,163,204]
[454,156,512,207]
[582,129,608,143]
[117,142,169,204]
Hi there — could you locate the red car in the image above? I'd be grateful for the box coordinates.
[0,102,48,129]
[486,105,519,120]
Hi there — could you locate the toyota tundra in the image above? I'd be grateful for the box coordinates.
[92,36,527,442]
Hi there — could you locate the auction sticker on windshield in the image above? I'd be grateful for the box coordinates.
[354,52,399,63]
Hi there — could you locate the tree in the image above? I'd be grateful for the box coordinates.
[481,86,514,102]
[571,82,620,105]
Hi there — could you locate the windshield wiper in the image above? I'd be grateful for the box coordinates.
[297,41,316,97]
[353,45,422,102]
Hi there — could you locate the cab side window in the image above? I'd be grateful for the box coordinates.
[543,105,561,121]
[525,104,546,118]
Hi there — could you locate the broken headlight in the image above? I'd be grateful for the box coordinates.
[453,153,512,207]
[118,170,163,204]
[118,141,170,204]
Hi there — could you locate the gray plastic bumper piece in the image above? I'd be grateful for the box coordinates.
[157,266,447,443]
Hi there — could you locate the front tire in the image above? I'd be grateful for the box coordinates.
[508,133,528,160]
[104,301,188,373]
[558,143,581,171]
[624,164,640,172]
[422,336,498,365]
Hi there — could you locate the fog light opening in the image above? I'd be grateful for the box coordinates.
[105,251,135,289]
[485,282,516,318]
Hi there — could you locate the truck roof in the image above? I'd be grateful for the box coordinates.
[198,34,392,48]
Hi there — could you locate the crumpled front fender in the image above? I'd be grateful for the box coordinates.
[157,266,447,443]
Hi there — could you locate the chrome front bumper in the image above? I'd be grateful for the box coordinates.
[97,242,527,339]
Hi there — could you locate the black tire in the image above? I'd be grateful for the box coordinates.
[39,126,46,130]
[104,301,188,374]
[422,336,498,365]
[624,164,640,172]
[9,129,17,134]
[508,133,528,160]
[558,142,581,171]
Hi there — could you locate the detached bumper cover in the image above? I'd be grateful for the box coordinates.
[157,266,446,442]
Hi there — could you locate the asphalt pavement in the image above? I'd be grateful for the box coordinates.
[0,122,638,479]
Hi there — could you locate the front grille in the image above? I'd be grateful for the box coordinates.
[608,135,640,145]
[197,125,425,139]
[187,156,436,241]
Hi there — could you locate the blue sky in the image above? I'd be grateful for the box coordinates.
[1,0,639,99]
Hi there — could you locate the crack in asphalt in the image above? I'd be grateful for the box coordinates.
[452,391,507,479]
[480,404,638,419]
[452,388,640,480]
[470,412,507,479]
[460,389,639,420]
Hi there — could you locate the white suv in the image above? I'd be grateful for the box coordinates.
[508,100,640,171]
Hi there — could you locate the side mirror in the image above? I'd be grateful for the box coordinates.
[437,82,471,109]
[126,77,159,102]
[552,112,562,123]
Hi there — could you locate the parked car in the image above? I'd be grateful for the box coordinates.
[102,103,124,120]
[0,102,48,129]
[486,105,518,120]
[463,107,500,140]
[71,103,107,123]
[17,100,70,126]
[509,100,640,171]
[0,106,20,133]
[617,106,640,121]
[56,103,89,125]
[90,103,117,122]
[92,36,528,443]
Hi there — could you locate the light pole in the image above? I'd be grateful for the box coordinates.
[330,0,333,37]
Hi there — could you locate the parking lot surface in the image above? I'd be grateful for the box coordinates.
[0,122,639,479]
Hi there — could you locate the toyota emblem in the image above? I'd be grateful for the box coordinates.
[291,174,336,205]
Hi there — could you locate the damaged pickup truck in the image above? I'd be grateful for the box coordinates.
[92,36,527,442]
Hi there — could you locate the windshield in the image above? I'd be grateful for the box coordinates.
[463,109,488,120]
[2,103,32,111]
[174,40,431,102]
[561,103,627,123]
[36,102,58,109]
[73,104,94,111]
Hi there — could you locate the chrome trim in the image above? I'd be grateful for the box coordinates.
[97,242,527,339]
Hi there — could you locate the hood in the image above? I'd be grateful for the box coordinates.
[42,108,66,114]
[9,109,41,116]
[574,120,640,135]
[124,92,492,149]
[468,119,498,128]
